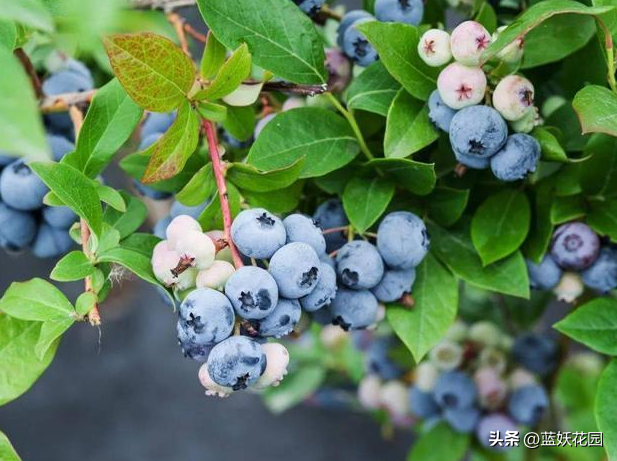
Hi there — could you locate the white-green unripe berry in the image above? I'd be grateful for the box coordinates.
[429,340,463,371]
[468,321,502,348]
[198,363,233,398]
[553,272,584,303]
[418,29,452,67]
[358,374,382,410]
[415,361,438,392]
[196,260,235,290]
[254,343,290,390]
[493,26,524,63]
[493,75,535,121]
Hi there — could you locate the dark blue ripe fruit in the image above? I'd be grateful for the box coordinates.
[253,298,302,338]
[337,10,373,48]
[433,371,477,410]
[336,240,384,290]
[292,0,325,15]
[231,208,286,259]
[526,255,562,290]
[0,202,37,251]
[0,160,49,211]
[550,222,600,271]
[428,90,458,132]
[449,105,508,160]
[206,336,267,391]
[178,288,236,346]
[313,199,349,253]
[328,288,379,330]
[224,266,279,320]
[269,242,321,298]
[581,246,617,293]
[512,332,557,376]
[490,134,541,182]
[508,384,548,425]
[31,224,74,258]
[377,211,429,269]
[343,18,379,67]
[375,0,424,25]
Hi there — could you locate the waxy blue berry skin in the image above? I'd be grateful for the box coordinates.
[283,213,326,256]
[170,199,210,220]
[42,205,78,229]
[0,202,37,251]
[375,0,424,25]
[0,160,49,211]
[581,246,617,293]
[337,10,373,48]
[508,384,549,425]
[377,211,429,270]
[47,134,74,162]
[31,224,74,258]
[409,386,441,418]
[367,337,403,380]
[433,371,477,410]
[449,105,508,159]
[490,134,541,182]
[343,18,379,67]
[313,199,349,253]
[428,90,458,132]
[292,0,325,15]
[225,266,279,320]
[43,68,94,135]
[141,112,176,139]
[176,323,213,362]
[0,152,14,166]
[178,288,235,346]
[454,149,491,169]
[512,332,557,376]
[550,222,600,271]
[231,208,287,259]
[476,414,518,451]
[254,298,301,338]
[206,336,266,391]
[444,406,481,434]
[328,288,379,330]
[526,255,562,290]
[300,262,337,312]
[269,242,321,298]
[371,267,416,303]
[336,240,385,290]
[311,305,335,325]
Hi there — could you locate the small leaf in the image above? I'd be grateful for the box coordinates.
[50,251,95,282]
[588,200,617,242]
[0,0,54,32]
[532,127,568,162]
[343,176,395,233]
[75,291,98,317]
[262,365,326,414]
[426,187,470,227]
[227,158,305,192]
[201,31,227,79]
[196,100,227,122]
[120,233,161,258]
[595,359,617,461]
[95,225,121,255]
[96,184,126,212]
[221,105,256,142]
[0,278,75,322]
[0,430,21,461]
[407,423,469,461]
[222,82,264,107]
[345,61,401,116]
[103,192,148,239]
[176,165,216,206]
[579,134,617,197]
[524,179,555,264]
[365,158,436,196]
[243,181,305,214]
[35,318,73,361]
[201,44,251,100]
[573,85,617,137]
[98,247,158,286]
[550,195,585,224]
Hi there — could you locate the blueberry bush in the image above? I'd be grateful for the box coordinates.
[1,0,617,459]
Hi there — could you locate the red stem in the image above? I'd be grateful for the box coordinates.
[202,119,244,269]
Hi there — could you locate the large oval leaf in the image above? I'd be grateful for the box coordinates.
[595,359,617,461]
[573,85,617,137]
[343,176,394,233]
[365,158,436,196]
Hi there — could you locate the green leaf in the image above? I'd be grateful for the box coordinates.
[35,318,73,361]
[426,187,470,227]
[201,44,251,100]
[357,21,439,100]
[103,33,195,112]
[573,85,617,137]
[247,108,359,178]
[98,247,158,286]
[0,46,49,160]
[103,192,148,239]
[474,1,497,33]
[120,233,161,258]
[243,181,305,214]
[95,225,121,255]
[551,195,585,224]
[200,31,227,79]
[221,105,255,142]
[195,100,227,122]
[385,89,438,159]
[532,127,568,162]
[176,165,216,206]
[65,79,143,177]
[471,190,531,265]
[262,364,326,414]
[30,162,103,237]
[429,222,530,298]
[0,0,54,32]
[75,291,98,317]
[0,278,75,322]
[0,316,59,406]
[595,359,617,461]
[524,179,555,264]
[198,182,242,229]
[0,430,21,461]
[0,20,17,50]
[197,0,326,85]
[227,158,305,192]
[345,61,401,116]
[365,158,436,196]
[96,184,126,212]
[555,298,617,355]
[588,200,617,242]
[387,254,458,362]
[579,134,617,197]
[50,251,95,282]
[342,176,394,233]
[141,101,200,183]
[407,422,469,461]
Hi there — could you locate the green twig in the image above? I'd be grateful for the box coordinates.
[596,17,617,94]
[325,92,375,161]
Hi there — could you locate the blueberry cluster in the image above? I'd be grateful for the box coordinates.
[419,21,541,181]
[357,322,556,449]
[527,221,617,301]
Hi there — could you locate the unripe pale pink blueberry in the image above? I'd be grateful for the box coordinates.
[450,21,491,66]
[553,272,584,303]
[254,343,290,389]
[474,367,507,410]
[166,215,202,249]
[493,26,524,63]
[282,97,306,112]
[358,374,382,410]
[508,367,537,390]
[254,113,276,138]
[325,48,352,93]
[198,363,233,397]
[152,241,181,286]
[437,62,487,109]
[379,381,409,418]
[320,324,348,349]
[175,230,216,270]
[444,320,468,342]
[510,106,539,133]
[493,75,535,121]
[429,340,463,371]
[414,361,438,392]
[478,347,507,374]
[418,29,452,67]
[196,260,235,290]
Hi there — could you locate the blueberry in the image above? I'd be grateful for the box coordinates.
[449,106,508,159]
[371,267,416,303]
[476,414,518,450]
[311,306,335,325]
[269,242,321,298]
[153,215,172,240]
[512,332,557,376]
[300,262,337,312]
[367,337,403,380]
[437,63,487,110]
[253,298,301,338]
[176,323,213,362]
[0,151,14,166]
[343,18,379,67]
[0,202,37,251]
[283,213,326,256]
[550,222,600,271]
[433,371,477,410]
[336,240,384,289]
[43,69,94,135]
[337,10,373,48]
[313,199,349,253]
[47,134,74,162]
[444,406,480,433]
[231,208,287,259]
[428,90,457,132]
[526,255,562,290]
[224,266,279,320]
[454,149,491,169]
[42,205,78,230]
[328,288,379,330]
[320,253,336,270]
[409,386,441,418]
[374,0,423,25]
[292,0,325,15]
[508,384,548,425]
[377,211,429,270]
[32,224,74,258]
[450,21,491,66]
[170,198,210,220]
[490,134,541,182]
[206,336,267,391]
[139,132,163,151]
[0,160,49,211]
[418,29,452,67]
[178,288,235,345]
[63,58,94,84]
[141,112,176,139]
[581,246,617,293]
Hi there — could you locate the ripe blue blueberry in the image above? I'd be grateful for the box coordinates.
[170,198,210,220]
[490,134,541,182]
[377,211,429,270]
[43,68,94,135]
[428,90,458,132]
[313,199,349,253]
[508,384,548,425]
[0,160,49,211]
[269,242,321,298]
[433,371,477,410]
[444,406,480,434]
[153,215,172,240]
[367,337,403,380]
[139,132,163,151]
[178,288,235,345]
[454,149,490,169]
[375,0,424,25]
[176,323,213,362]
[224,266,279,320]
[311,305,335,325]
[292,0,325,15]
[337,10,373,48]
[47,134,74,162]
[231,208,286,259]
[283,213,326,256]
[409,386,441,418]
[0,152,14,166]
[206,336,267,391]
[254,298,301,338]
[449,105,508,159]
[550,222,600,271]
[371,267,416,303]
[328,287,379,330]
[336,240,384,289]
[42,205,78,230]
[0,202,37,251]
[343,18,378,67]
[32,224,74,258]
[526,255,562,290]
[512,332,557,376]
[476,414,518,450]
[300,262,337,312]
[320,253,336,269]
[581,246,617,293]
[141,112,176,139]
